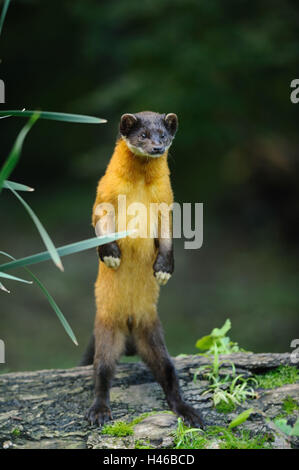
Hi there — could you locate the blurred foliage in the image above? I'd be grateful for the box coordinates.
[0,0,299,370]
[1,0,298,212]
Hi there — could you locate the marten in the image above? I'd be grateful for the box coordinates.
[81,111,204,428]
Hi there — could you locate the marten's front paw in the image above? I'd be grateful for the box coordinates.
[155,271,171,286]
[98,241,121,270]
[103,256,121,269]
[153,252,173,286]
[85,400,112,427]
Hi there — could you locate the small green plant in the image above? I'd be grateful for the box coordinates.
[11,428,21,437]
[255,365,298,389]
[174,417,271,449]
[194,342,257,410]
[195,319,246,355]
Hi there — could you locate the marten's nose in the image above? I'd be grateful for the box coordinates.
[152,146,164,155]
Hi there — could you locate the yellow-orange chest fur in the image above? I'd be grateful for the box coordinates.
[92,139,173,330]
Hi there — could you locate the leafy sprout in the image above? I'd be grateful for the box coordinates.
[195,318,247,355]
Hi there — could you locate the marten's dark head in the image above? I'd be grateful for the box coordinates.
[119,111,178,158]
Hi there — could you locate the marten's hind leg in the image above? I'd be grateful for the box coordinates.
[134,319,205,428]
[85,321,125,426]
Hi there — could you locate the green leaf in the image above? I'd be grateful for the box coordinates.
[3,179,34,192]
[229,408,254,429]
[211,318,232,338]
[0,251,78,345]
[26,269,78,346]
[0,110,106,124]
[5,181,63,271]
[0,231,130,271]
[0,270,32,284]
[0,281,10,293]
[0,0,10,37]
[195,335,214,350]
[273,418,293,436]
[0,113,39,192]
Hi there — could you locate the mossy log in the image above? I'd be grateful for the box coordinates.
[0,353,298,449]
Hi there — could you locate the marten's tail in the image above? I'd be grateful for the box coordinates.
[79,334,95,366]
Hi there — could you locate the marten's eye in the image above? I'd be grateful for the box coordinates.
[140,133,147,139]
[161,133,166,139]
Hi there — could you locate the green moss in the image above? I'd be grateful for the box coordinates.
[101,421,134,437]
[134,439,153,449]
[282,396,299,415]
[101,411,169,438]
[216,401,236,413]
[255,365,298,389]
[276,396,299,419]
[11,428,21,437]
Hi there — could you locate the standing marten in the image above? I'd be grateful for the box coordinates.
[81,111,204,428]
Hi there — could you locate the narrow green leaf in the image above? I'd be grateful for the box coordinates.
[0,114,39,191]
[3,179,34,191]
[0,251,78,345]
[228,408,254,429]
[0,231,130,271]
[5,181,63,271]
[0,0,10,37]
[25,269,78,346]
[0,110,106,124]
[0,270,32,284]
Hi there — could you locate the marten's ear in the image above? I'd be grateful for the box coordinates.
[164,113,178,136]
[120,113,138,136]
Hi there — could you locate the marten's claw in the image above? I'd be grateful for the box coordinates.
[175,403,205,430]
[85,402,113,427]
[103,256,121,270]
[155,271,171,286]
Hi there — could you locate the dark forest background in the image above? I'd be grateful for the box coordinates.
[0,0,299,371]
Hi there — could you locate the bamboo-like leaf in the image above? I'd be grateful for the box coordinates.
[0,251,78,345]
[5,181,63,271]
[0,231,130,271]
[0,270,32,284]
[0,114,39,191]
[0,110,106,124]
[0,0,10,37]
[3,179,34,192]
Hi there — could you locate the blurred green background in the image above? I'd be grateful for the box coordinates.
[1,0,298,372]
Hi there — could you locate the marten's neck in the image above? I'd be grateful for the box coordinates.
[107,138,170,185]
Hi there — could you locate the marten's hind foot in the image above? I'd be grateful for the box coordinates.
[85,398,112,426]
[173,402,205,429]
